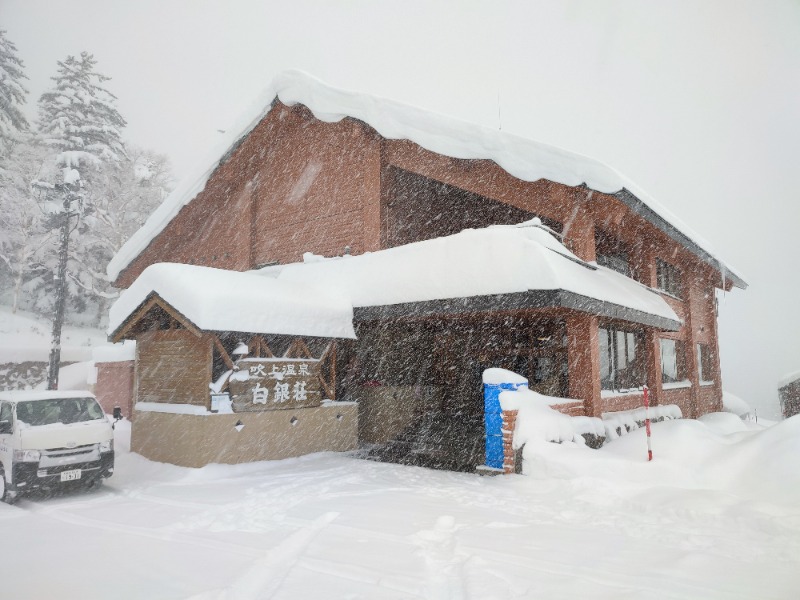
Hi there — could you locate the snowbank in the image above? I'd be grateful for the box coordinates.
[499,387,604,447]
[601,404,682,440]
[722,390,752,417]
[698,411,749,434]
[107,71,744,289]
[108,262,356,340]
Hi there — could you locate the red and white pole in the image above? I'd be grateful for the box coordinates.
[643,385,653,462]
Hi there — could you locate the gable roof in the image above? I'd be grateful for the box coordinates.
[107,70,746,289]
[107,263,356,341]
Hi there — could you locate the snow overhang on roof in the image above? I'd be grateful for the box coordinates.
[106,70,745,290]
[107,263,356,341]
[267,221,682,331]
[778,370,800,390]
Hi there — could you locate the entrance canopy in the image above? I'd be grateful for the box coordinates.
[108,263,356,341]
[264,220,682,330]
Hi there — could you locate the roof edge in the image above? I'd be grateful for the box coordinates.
[614,188,747,290]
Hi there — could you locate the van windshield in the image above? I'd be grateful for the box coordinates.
[16,397,105,427]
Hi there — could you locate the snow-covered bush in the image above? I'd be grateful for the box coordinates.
[601,404,682,441]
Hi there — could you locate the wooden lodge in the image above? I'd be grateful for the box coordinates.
[107,72,746,471]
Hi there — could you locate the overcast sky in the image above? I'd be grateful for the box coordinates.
[6,0,800,418]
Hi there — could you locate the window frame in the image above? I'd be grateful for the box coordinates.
[656,258,683,298]
[697,343,715,384]
[598,325,647,391]
[659,337,687,384]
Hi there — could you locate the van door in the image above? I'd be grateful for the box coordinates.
[0,401,14,480]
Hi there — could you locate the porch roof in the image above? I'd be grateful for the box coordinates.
[263,221,682,330]
[107,263,356,341]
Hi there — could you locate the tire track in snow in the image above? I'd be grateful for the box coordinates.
[186,511,339,600]
[26,498,264,559]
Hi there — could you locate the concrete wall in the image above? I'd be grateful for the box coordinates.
[131,403,358,468]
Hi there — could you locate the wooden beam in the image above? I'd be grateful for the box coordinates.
[211,336,234,370]
[109,292,201,342]
[285,338,313,359]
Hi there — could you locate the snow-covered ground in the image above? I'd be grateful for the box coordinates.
[0,305,107,363]
[1,414,798,599]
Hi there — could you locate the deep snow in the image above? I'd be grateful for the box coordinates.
[1,415,798,599]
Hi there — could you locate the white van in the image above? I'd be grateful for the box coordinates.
[0,390,114,504]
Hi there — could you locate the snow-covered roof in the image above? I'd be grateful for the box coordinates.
[266,221,681,328]
[107,263,356,340]
[778,370,800,389]
[107,71,745,289]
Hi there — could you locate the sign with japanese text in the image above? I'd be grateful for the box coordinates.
[228,358,321,412]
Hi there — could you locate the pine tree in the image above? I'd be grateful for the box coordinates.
[0,29,29,159]
[36,52,127,389]
[0,138,52,314]
[37,51,126,179]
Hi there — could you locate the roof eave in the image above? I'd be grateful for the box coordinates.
[353,289,682,331]
[613,188,747,290]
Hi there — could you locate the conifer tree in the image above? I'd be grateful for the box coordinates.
[36,52,127,389]
[0,29,29,158]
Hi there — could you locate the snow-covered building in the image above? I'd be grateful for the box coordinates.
[108,71,745,470]
[778,371,800,419]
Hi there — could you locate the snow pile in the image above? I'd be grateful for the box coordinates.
[601,404,682,440]
[481,367,528,385]
[107,71,744,289]
[499,387,604,447]
[92,340,136,363]
[108,262,356,340]
[697,411,749,434]
[722,390,752,417]
[272,222,679,324]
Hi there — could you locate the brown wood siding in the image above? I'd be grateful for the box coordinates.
[135,330,212,406]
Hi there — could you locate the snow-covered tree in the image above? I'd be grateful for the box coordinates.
[69,147,173,323]
[0,29,29,159]
[36,52,127,388]
[37,51,126,181]
[0,138,52,313]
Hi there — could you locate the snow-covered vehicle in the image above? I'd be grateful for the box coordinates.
[0,391,114,504]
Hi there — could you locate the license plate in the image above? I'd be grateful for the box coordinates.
[60,469,82,482]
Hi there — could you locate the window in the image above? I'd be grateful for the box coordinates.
[656,259,683,298]
[595,230,631,277]
[0,401,12,425]
[599,326,646,390]
[697,343,715,383]
[660,338,686,383]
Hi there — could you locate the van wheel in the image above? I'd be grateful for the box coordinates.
[0,469,17,505]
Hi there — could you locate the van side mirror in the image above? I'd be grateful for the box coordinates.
[0,419,12,435]
[112,407,123,421]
